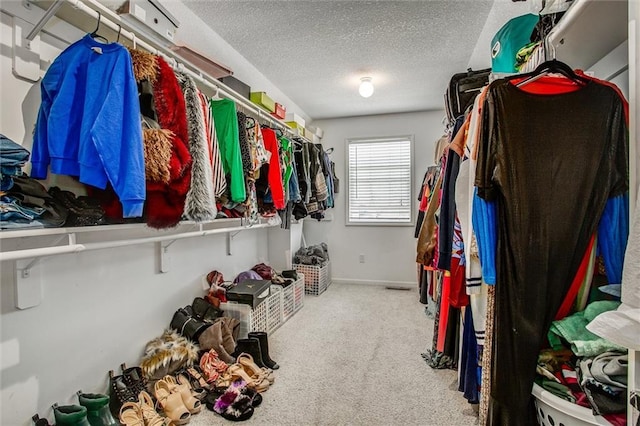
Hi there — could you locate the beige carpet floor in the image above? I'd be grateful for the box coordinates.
[190,283,478,426]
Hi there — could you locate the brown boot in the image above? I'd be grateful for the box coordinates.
[198,322,235,364]
[220,320,237,355]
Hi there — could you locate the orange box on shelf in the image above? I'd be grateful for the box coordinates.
[271,103,286,119]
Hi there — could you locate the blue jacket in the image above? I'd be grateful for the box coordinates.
[32,35,145,217]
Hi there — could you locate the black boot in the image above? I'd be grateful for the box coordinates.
[120,363,149,397]
[108,370,137,419]
[248,331,279,370]
[232,338,266,368]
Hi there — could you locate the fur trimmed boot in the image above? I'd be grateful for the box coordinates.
[248,332,279,370]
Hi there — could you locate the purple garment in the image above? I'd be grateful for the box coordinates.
[233,270,263,284]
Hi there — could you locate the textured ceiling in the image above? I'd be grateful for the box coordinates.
[185,0,514,119]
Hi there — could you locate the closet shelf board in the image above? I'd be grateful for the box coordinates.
[546,0,628,70]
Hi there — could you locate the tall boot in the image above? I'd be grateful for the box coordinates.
[53,404,91,426]
[77,392,118,426]
[248,331,279,370]
[232,338,266,368]
[198,321,235,363]
[220,320,237,355]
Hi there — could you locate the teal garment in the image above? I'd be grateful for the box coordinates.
[548,301,626,357]
[491,14,540,73]
[536,378,576,403]
[209,99,246,202]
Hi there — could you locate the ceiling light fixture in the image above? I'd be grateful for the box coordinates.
[359,77,374,98]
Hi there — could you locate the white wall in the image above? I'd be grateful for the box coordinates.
[304,111,445,287]
[0,4,280,425]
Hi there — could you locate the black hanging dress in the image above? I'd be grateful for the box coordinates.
[475,78,628,425]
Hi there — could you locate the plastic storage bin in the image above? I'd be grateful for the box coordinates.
[220,286,283,338]
[532,383,610,426]
[294,262,331,296]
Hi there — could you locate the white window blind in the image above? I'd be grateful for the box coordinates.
[347,137,413,225]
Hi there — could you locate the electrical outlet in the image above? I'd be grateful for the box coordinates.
[359,254,365,263]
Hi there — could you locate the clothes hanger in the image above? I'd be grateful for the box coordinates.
[116,24,122,44]
[90,12,109,43]
[512,59,589,87]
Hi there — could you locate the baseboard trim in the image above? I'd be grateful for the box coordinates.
[331,278,415,289]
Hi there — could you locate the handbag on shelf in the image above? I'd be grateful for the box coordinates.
[445,68,491,121]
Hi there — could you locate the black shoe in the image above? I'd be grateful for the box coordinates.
[232,338,266,368]
[32,414,53,426]
[108,370,137,418]
[247,332,279,370]
[120,363,149,397]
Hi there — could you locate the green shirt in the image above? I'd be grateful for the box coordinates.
[209,98,246,202]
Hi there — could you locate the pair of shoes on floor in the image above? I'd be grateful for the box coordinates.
[232,331,279,370]
[45,391,121,426]
[200,349,229,384]
[108,365,149,418]
[119,391,171,426]
[152,375,204,425]
[206,379,262,421]
[227,353,275,393]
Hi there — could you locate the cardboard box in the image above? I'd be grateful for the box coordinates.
[285,112,305,129]
[170,45,232,79]
[250,92,276,113]
[226,279,272,309]
[117,0,179,43]
[219,76,251,99]
[306,125,324,138]
[271,103,286,119]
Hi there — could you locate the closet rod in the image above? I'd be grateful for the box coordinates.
[53,0,305,138]
[0,223,273,262]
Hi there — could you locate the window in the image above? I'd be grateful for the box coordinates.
[346,136,413,225]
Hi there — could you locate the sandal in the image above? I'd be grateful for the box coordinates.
[200,349,228,383]
[227,364,270,393]
[186,367,210,391]
[214,370,234,390]
[177,374,206,401]
[138,391,171,426]
[164,375,202,414]
[153,379,191,425]
[237,353,275,384]
[119,402,144,426]
[211,383,254,422]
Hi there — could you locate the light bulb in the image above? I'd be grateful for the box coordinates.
[359,77,374,98]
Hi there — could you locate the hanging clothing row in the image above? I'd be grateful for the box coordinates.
[29,33,336,230]
[416,60,630,426]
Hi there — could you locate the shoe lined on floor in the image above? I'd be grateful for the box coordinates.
[32,414,53,426]
[227,364,270,393]
[77,391,118,426]
[163,375,202,414]
[121,364,149,397]
[53,404,91,426]
[154,379,191,425]
[176,373,207,401]
[108,370,138,419]
[138,391,171,426]
[232,338,267,369]
[237,353,274,384]
[209,380,254,422]
[200,349,228,383]
[247,332,279,370]
[119,402,144,426]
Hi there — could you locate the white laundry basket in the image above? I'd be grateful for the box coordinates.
[532,383,611,426]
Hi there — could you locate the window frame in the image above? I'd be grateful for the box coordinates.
[345,135,415,227]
